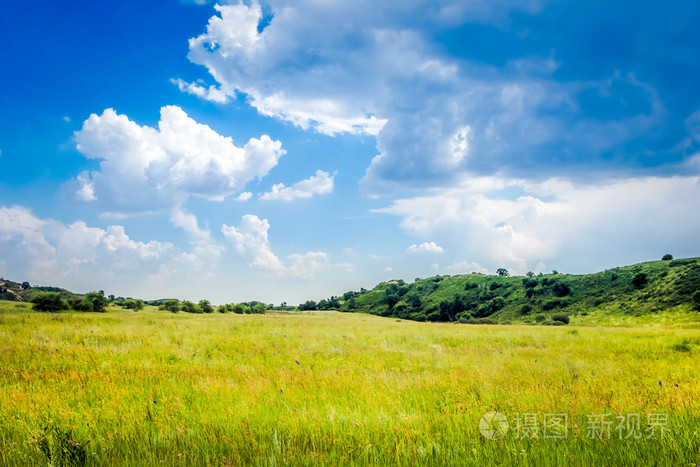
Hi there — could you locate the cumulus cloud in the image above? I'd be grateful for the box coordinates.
[376,175,700,274]
[407,241,444,254]
[0,205,213,290]
[260,170,335,201]
[71,105,285,214]
[171,78,230,104]
[222,214,341,278]
[287,252,330,279]
[221,214,284,272]
[180,1,674,194]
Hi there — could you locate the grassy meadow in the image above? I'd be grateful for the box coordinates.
[1,301,699,465]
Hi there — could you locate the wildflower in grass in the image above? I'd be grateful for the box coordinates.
[12,442,16,446]
[675,384,678,387]
[659,381,662,387]
[295,360,300,365]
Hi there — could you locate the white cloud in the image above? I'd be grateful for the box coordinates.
[171,78,230,104]
[407,241,444,254]
[181,1,667,194]
[287,251,330,279]
[71,105,285,214]
[443,261,488,274]
[260,170,335,201]
[170,208,211,242]
[0,205,207,290]
[384,267,393,272]
[235,191,253,202]
[376,175,700,275]
[221,214,284,273]
[222,214,338,279]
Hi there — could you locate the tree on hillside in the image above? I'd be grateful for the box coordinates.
[299,300,317,311]
[181,301,200,313]
[692,291,700,311]
[496,268,509,277]
[123,299,144,311]
[526,271,535,278]
[84,291,109,312]
[662,254,673,261]
[161,299,180,313]
[198,300,214,313]
[31,292,67,312]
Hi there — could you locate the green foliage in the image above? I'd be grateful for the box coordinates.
[632,273,648,288]
[552,313,570,324]
[21,281,30,290]
[161,299,180,313]
[181,301,201,314]
[122,299,144,311]
[496,268,509,277]
[662,254,674,261]
[693,291,700,311]
[199,300,214,313]
[217,305,228,313]
[84,291,109,313]
[299,300,318,311]
[31,292,67,312]
[37,423,89,467]
[535,314,546,322]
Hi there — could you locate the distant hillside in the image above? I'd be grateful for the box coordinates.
[309,257,700,324]
[0,278,83,302]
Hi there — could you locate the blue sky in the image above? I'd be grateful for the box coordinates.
[1,0,699,304]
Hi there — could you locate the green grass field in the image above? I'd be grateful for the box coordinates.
[1,301,699,465]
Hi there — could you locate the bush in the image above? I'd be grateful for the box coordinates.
[693,291,700,311]
[670,259,696,267]
[662,254,673,261]
[199,300,214,313]
[123,299,144,311]
[161,299,180,313]
[632,273,648,288]
[519,305,532,315]
[552,283,571,297]
[181,301,201,313]
[31,292,67,312]
[535,314,546,323]
[84,291,109,313]
[552,313,570,324]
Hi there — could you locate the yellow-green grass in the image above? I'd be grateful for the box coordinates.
[1,300,699,465]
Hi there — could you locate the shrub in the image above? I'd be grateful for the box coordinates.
[31,292,67,313]
[632,273,648,288]
[662,254,674,261]
[693,291,700,311]
[552,313,570,324]
[458,317,470,324]
[84,291,109,313]
[670,259,696,267]
[161,299,180,313]
[519,305,532,315]
[535,314,546,322]
[181,301,200,313]
[552,282,571,297]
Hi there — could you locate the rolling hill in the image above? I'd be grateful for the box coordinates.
[321,257,700,324]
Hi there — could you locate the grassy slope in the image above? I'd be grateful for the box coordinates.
[352,258,700,324]
[0,278,82,302]
[0,305,698,465]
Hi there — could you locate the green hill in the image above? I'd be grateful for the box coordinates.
[0,278,83,302]
[320,257,700,324]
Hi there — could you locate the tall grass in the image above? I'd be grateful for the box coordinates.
[0,303,698,465]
